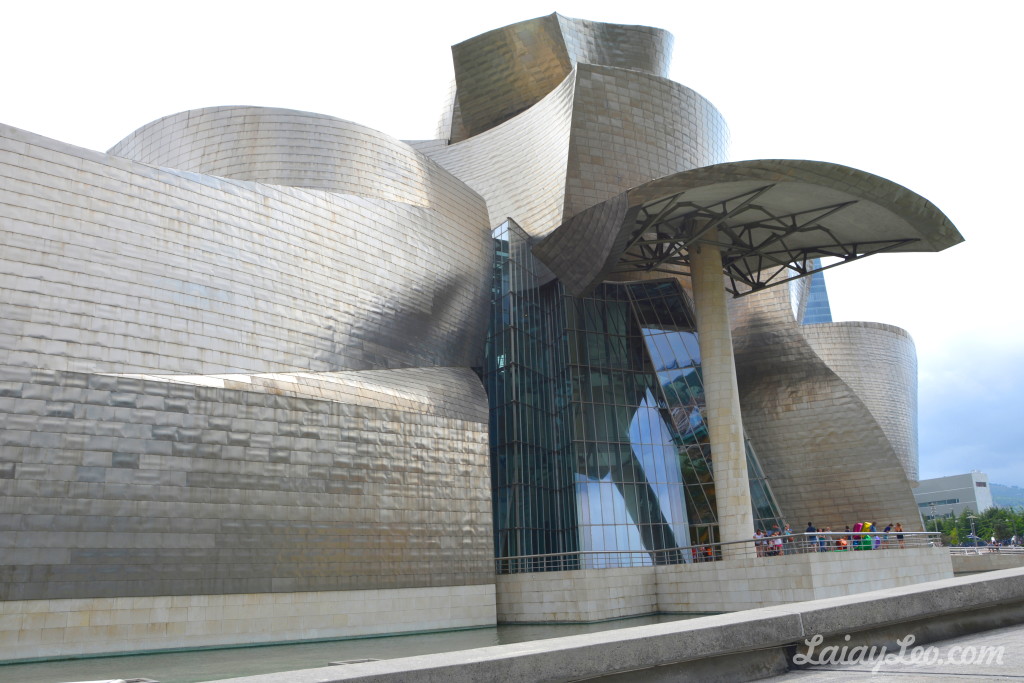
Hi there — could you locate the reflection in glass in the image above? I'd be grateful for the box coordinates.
[484,221,785,569]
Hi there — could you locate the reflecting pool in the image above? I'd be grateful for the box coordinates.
[0,613,701,683]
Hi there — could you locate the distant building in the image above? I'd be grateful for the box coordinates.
[915,472,995,520]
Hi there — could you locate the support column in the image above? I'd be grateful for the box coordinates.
[689,232,755,558]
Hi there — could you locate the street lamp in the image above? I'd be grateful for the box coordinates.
[967,514,979,548]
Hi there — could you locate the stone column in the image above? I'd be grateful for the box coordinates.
[689,231,755,558]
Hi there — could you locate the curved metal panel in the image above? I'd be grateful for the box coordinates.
[556,15,673,78]
[563,64,730,220]
[731,285,924,530]
[446,13,673,142]
[0,123,491,375]
[802,321,919,482]
[420,71,577,236]
[108,106,481,227]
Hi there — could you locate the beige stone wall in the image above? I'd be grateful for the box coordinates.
[952,553,1024,575]
[495,548,952,622]
[497,568,657,623]
[656,547,952,612]
[0,584,496,661]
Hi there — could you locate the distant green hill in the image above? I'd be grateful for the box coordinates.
[991,483,1024,508]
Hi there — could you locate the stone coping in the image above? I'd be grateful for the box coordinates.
[206,567,1024,682]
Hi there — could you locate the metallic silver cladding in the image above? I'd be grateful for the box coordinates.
[419,71,577,237]
[563,64,728,221]
[802,321,920,482]
[555,14,673,78]
[443,13,672,142]
[730,284,924,531]
[0,366,493,600]
[1,121,492,375]
[422,64,727,240]
[108,106,485,227]
[0,117,495,604]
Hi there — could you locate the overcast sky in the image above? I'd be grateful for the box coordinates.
[3,1,1021,485]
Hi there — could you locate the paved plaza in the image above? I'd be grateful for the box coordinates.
[768,622,1024,681]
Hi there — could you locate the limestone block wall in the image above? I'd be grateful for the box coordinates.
[0,584,496,661]
[951,553,1024,575]
[655,547,952,613]
[0,122,491,375]
[497,568,657,623]
[494,548,953,622]
[0,111,497,657]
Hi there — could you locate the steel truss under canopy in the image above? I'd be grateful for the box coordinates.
[614,185,919,297]
[533,160,962,299]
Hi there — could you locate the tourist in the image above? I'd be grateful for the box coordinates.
[754,529,765,558]
[806,522,817,553]
[895,522,905,548]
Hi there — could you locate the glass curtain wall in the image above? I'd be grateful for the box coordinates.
[485,220,579,565]
[485,221,784,569]
[802,258,834,324]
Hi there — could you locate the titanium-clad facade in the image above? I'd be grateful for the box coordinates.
[0,11,961,658]
[0,111,495,613]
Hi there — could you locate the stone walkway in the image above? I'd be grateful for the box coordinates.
[766,622,1024,680]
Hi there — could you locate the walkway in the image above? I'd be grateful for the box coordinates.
[767,622,1024,681]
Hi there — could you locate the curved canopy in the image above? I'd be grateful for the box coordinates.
[534,159,963,297]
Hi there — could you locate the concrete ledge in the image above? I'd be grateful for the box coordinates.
[952,552,1024,575]
[206,567,1024,682]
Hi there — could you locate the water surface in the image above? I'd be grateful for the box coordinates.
[0,613,701,683]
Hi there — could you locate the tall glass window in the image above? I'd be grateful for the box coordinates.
[485,221,785,569]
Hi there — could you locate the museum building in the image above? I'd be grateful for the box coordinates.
[0,14,961,658]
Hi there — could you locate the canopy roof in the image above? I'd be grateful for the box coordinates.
[534,160,963,297]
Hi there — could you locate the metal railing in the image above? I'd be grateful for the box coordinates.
[495,531,942,574]
[949,545,1024,555]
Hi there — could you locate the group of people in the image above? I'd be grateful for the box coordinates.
[754,522,906,556]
